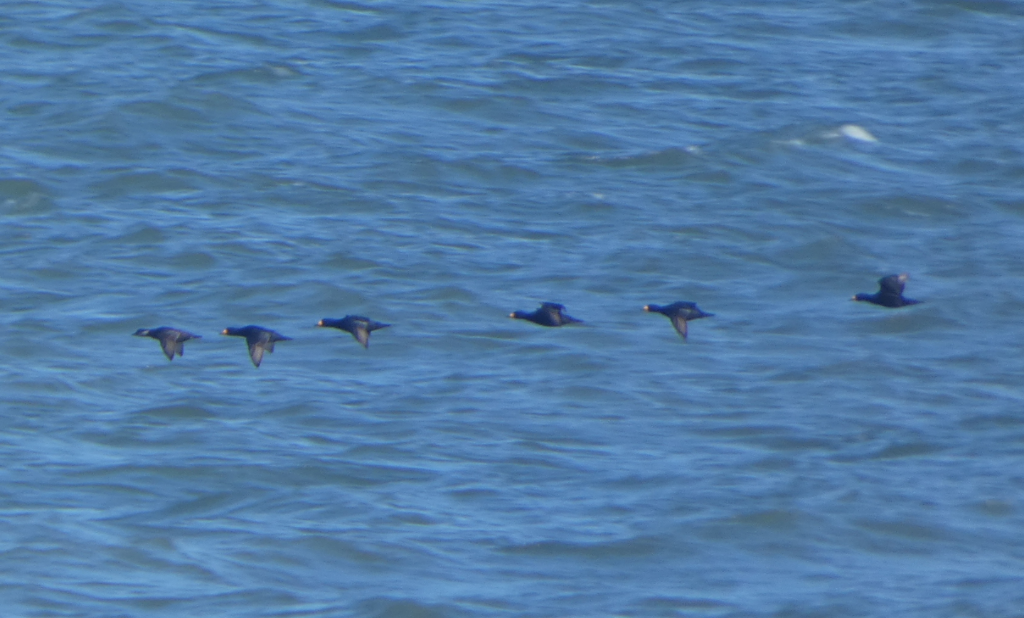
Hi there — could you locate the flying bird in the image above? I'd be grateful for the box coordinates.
[509,302,583,327]
[643,302,713,339]
[317,315,391,349]
[221,325,292,367]
[133,327,201,361]
[852,274,921,308]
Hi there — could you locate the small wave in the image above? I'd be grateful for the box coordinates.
[838,124,879,143]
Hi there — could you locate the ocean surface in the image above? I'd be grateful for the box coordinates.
[2,1,1024,616]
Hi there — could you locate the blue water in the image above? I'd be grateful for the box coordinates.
[2,1,1024,616]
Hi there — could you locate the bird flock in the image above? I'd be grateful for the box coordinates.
[133,274,920,367]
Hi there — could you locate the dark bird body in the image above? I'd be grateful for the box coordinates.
[221,325,291,367]
[509,302,583,327]
[318,315,390,348]
[852,274,921,308]
[133,327,201,361]
[644,302,713,339]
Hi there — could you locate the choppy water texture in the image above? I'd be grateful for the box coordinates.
[2,1,1024,616]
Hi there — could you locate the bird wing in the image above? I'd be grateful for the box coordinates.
[670,315,689,339]
[248,342,265,367]
[351,325,370,348]
[543,304,570,321]
[878,274,905,295]
[159,337,177,361]
[675,303,701,320]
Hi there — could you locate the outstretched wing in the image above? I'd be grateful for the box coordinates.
[351,325,370,348]
[878,274,906,296]
[248,343,265,367]
[158,337,177,362]
[670,315,689,339]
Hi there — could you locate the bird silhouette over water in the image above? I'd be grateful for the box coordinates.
[509,302,583,327]
[133,327,201,361]
[317,315,390,349]
[221,325,292,367]
[852,274,921,308]
[643,302,713,339]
